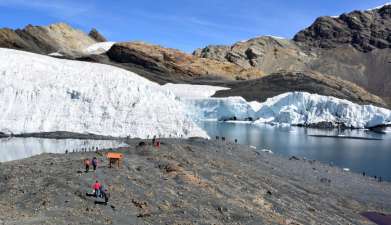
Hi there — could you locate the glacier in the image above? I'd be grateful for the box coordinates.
[167,85,391,128]
[254,92,391,128]
[162,84,255,121]
[0,48,207,138]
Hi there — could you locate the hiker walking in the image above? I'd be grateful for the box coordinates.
[84,159,91,173]
[92,157,98,171]
[92,181,102,198]
[101,188,110,204]
[155,139,161,148]
[152,135,156,145]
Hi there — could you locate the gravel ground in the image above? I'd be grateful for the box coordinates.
[0,138,389,225]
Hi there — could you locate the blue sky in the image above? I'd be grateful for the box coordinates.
[0,0,389,52]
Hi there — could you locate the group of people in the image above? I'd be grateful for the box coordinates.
[82,157,111,204]
[83,157,98,173]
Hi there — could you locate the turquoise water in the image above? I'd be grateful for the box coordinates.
[200,122,391,181]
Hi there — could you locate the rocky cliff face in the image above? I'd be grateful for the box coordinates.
[294,4,391,52]
[0,23,99,56]
[106,42,264,81]
[195,4,391,106]
[194,36,309,75]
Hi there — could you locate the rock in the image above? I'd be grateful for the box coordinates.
[106,42,264,81]
[294,5,391,52]
[132,199,148,209]
[88,28,107,42]
[289,156,300,161]
[0,23,97,56]
[320,178,331,184]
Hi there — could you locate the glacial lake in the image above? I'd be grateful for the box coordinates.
[199,122,391,181]
[0,138,126,163]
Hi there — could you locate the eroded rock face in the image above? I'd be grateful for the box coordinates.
[213,71,387,107]
[294,5,391,52]
[0,23,97,56]
[194,36,309,74]
[106,42,264,81]
[88,28,107,42]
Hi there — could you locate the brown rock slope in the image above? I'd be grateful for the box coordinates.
[194,36,309,75]
[195,5,391,106]
[213,71,387,107]
[105,42,264,82]
[0,23,100,56]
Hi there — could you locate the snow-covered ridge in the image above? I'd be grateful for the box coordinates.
[366,2,391,11]
[83,42,116,55]
[0,48,207,138]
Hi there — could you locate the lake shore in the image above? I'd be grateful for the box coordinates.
[0,138,390,225]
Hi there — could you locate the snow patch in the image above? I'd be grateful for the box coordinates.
[48,52,64,57]
[265,35,286,40]
[162,83,229,99]
[366,2,391,11]
[83,42,116,55]
[0,48,207,138]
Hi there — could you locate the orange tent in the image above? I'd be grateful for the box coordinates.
[106,152,123,168]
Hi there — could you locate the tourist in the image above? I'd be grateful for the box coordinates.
[84,159,90,173]
[92,181,101,198]
[101,189,110,204]
[155,139,161,148]
[152,135,156,145]
[92,157,98,171]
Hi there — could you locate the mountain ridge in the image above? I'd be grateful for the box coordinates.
[194,4,391,106]
[0,4,389,107]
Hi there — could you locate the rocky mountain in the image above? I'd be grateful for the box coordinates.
[294,4,391,52]
[195,4,391,106]
[0,23,103,56]
[104,42,264,82]
[194,36,308,75]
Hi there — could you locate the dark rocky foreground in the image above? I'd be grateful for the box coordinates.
[0,138,390,225]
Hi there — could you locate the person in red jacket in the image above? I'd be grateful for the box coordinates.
[92,180,101,198]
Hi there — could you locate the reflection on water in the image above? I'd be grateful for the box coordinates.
[0,138,125,162]
[200,122,391,181]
